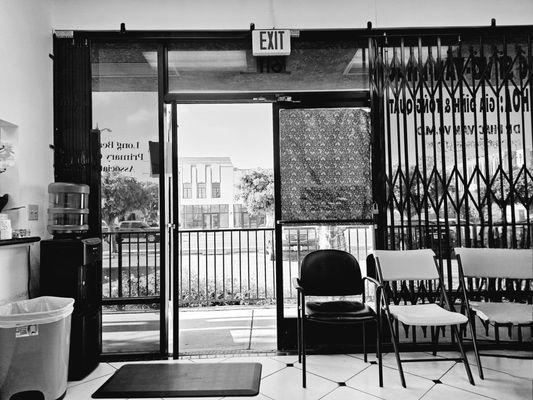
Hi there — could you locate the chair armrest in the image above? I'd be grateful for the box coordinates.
[363,276,382,289]
[292,277,303,292]
[363,276,383,312]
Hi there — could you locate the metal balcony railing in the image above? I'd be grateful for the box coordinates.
[176,228,276,306]
[101,225,376,307]
[102,230,161,303]
[101,228,276,307]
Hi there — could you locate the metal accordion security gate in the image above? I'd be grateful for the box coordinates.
[368,27,533,309]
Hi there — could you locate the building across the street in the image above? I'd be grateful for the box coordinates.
[178,156,268,229]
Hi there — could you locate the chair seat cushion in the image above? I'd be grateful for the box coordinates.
[470,302,533,325]
[389,303,468,326]
[305,301,375,321]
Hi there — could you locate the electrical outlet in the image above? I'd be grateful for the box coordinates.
[28,204,39,221]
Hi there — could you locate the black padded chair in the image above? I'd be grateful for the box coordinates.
[292,249,383,388]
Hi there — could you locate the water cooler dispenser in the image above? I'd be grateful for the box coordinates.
[40,183,102,380]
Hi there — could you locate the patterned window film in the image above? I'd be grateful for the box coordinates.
[279,107,372,221]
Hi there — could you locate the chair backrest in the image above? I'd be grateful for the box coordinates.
[374,249,439,281]
[300,249,363,296]
[454,247,533,279]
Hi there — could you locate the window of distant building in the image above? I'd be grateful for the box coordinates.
[233,204,266,228]
[183,183,192,199]
[212,182,220,198]
[197,183,206,198]
[180,204,229,229]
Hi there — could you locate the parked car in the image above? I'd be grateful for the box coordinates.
[283,227,317,250]
[116,220,160,243]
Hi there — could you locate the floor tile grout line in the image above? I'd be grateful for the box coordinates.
[385,363,458,382]
[107,362,119,370]
[376,355,463,382]
[317,385,343,400]
[343,383,388,400]
[291,358,375,384]
[430,351,533,380]
[66,372,114,389]
[443,382,501,400]
[342,362,374,382]
[416,383,437,400]
[259,365,288,380]
[343,363,437,397]
[361,360,437,383]
[438,362,458,380]
[257,392,276,400]
[467,363,533,381]
[439,356,533,381]
[298,359,437,396]
[439,381,500,400]
[482,369,533,381]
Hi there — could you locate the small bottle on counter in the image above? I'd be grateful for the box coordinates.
[0,213,13,240]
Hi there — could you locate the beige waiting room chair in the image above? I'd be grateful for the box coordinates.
[372,249,475,387]
[454,247,533,379]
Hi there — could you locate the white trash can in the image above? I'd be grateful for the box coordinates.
[0,297,74,400]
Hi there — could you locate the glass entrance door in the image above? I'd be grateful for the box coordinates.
[167,102,276,357]
[274,101,375,351]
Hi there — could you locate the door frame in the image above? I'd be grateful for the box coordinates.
[165,99,276,358]
[166,93,372,356]
[272,96,372,351]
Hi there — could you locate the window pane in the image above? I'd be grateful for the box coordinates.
[279,107,372,221]
[212,182,221,198]
[168,37,367,93]
[220,212,229,228]
[197,183,206,198]
[92,42,161,354]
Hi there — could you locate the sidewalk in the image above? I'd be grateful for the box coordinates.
[102,305,277,354]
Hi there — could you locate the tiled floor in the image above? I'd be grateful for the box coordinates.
[64,351,533,400]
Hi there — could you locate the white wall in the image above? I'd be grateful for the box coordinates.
[51,0,532,31]
[0,0,53,304]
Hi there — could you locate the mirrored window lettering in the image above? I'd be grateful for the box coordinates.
[371,33,533,253]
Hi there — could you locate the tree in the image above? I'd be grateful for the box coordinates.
[139,182,159,223]
[101,173,157,225]
[235,168,275,226]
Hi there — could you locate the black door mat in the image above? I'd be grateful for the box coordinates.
[92,362,262,398]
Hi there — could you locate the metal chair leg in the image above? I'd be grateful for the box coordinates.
[376,316,383,387]
[302,316,306,388]
[451,324,475,386]
[362,322,367,363]
[296,295,301,364]
[431,326,440,356]
[386,316,406,388]
[468,311,484,379]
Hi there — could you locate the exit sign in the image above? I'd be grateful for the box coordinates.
[252,29,291,56]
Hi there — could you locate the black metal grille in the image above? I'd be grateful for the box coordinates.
[53,36,101,236]
[369,29,533,302]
